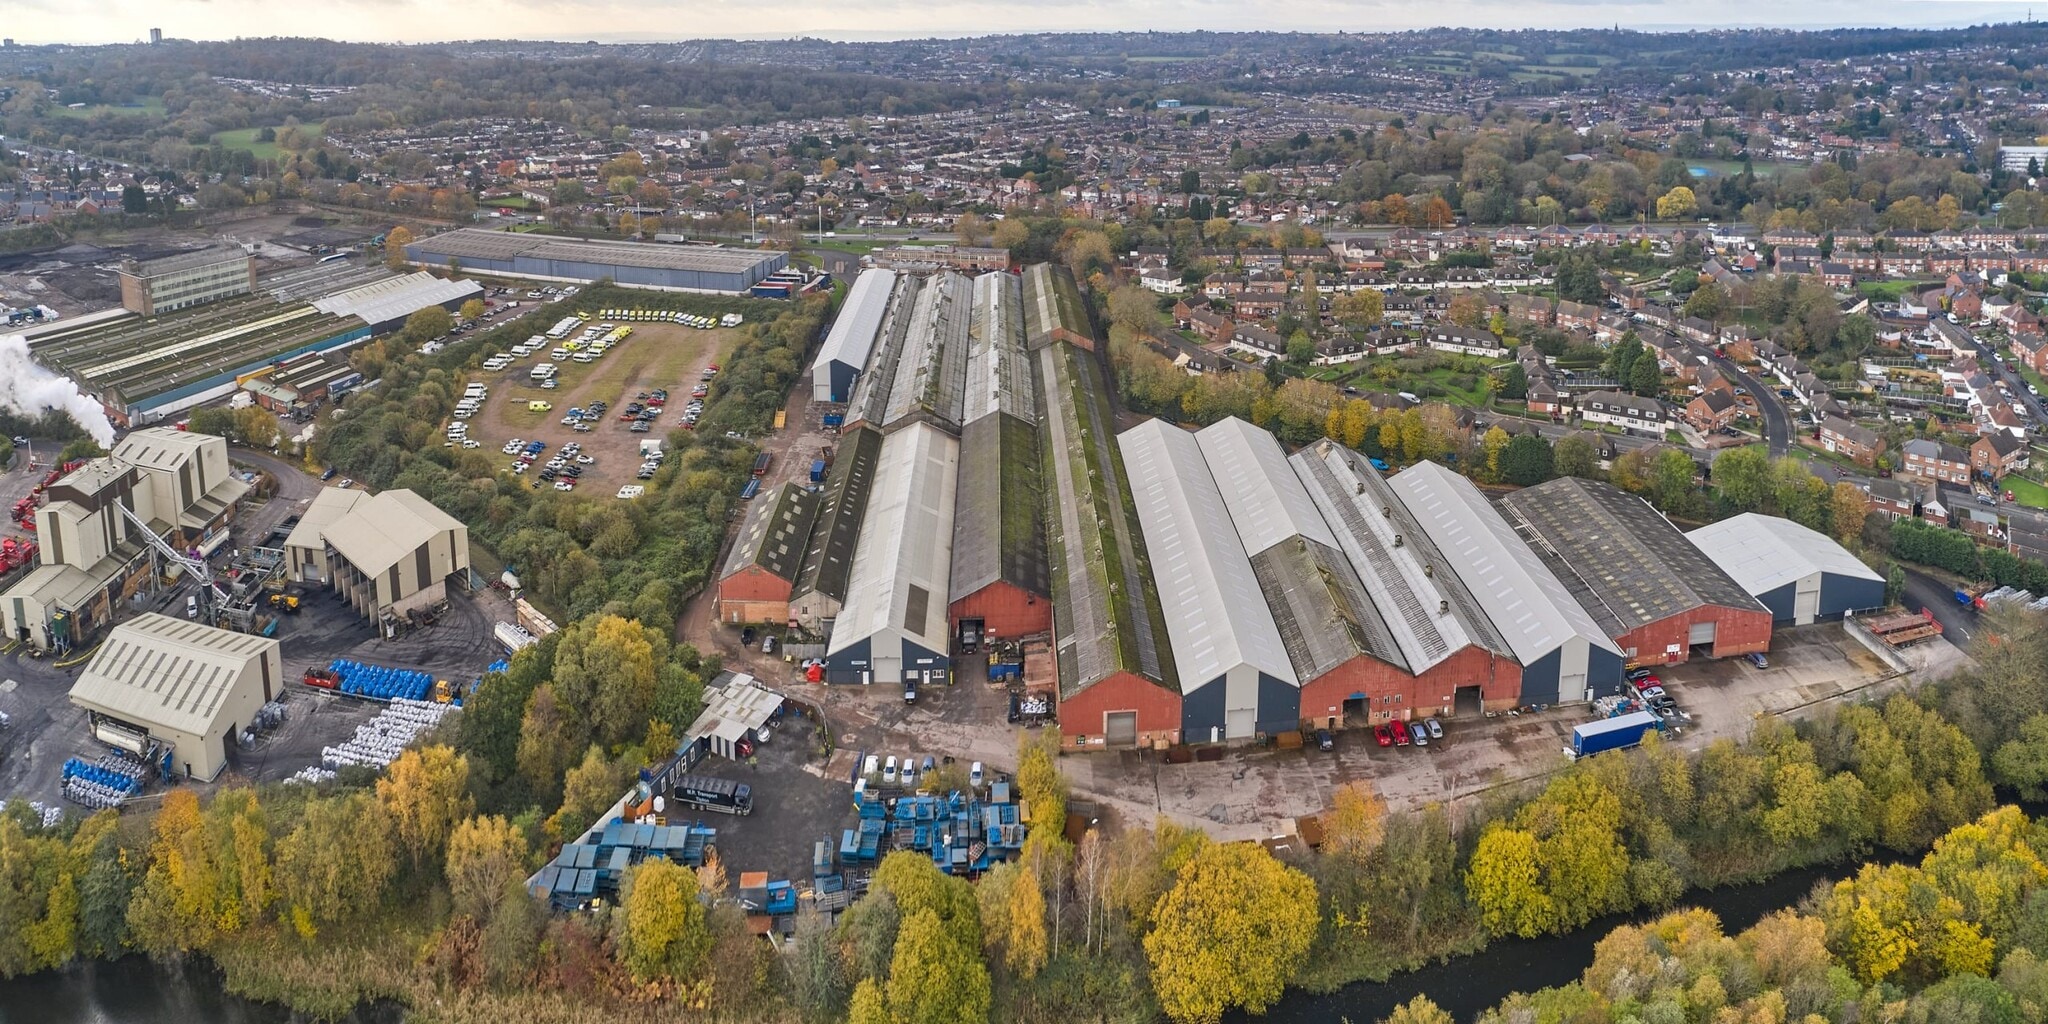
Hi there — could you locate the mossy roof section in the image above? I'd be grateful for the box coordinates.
[949,410,1050,602]
[1023,263,1096,347]
[722,482,821,584]
[792,424,884,603]
[1037,343,1177,699]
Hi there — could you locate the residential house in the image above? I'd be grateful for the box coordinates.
[1578,390,1668,434]
[1973,433,2031,480]
[1227,324,1286,361]
[1423,325,1506,357]
[1819,416,1886,466]
[1555,299,1600,333]
[1901,438,1972,485]
[1174,303,1235,345]
[1684,389,1738,432]
[1139,268,1184,294]
[1864,477,1920,521]
[2010,332,2048,376]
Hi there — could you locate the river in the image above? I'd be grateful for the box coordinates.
[0,854,1918,1024]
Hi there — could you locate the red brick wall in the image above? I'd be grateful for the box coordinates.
[1298,645,1523,727]
[948,581,1052,642]
[714,567,792,625]
[1616,605,1773,666]
[1058,671,1182,748]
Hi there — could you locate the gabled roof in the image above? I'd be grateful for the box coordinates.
[70,613,276,738]
[1497,477,1766,636]
[1687,513,1884,597]
[722,483,820,584]
[882,271,971,431]
[1119,418,1295,690]
[961,271,1034,426]
[828,422,958,659]
[794,425,884,604]
[1387,462,1621,666]
[950,412,1049,602]
[319,489,464,577]
[812,268,898,373]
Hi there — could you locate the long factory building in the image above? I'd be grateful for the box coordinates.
[400,228,787,294]
[744,264,1851,748]
[23,262,479,426]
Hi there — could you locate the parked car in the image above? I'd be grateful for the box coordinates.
[1375,723,1395,747]
[741,627,757,646]
[969,761,985,790]
[320,467,338,481]
[882,756,897,785]
[1745,652,1768,669]
[900,758,918,789]
[1408,722,1429,747]
[1626,668,1656,683]
[1393,722,1411,746]
[1315,728,1335,752]
[1424,718,1443,740]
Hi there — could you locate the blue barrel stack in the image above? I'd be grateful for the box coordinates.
[328,658,433,702]
[62,755,144,809]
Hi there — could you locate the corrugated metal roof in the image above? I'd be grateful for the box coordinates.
[845,275,923,428]
[318,489,464,577]
[1119,418,1296,691]
[1194,418,1336,556]
[794,425,884,604]
[950,412,1049,602]
[111,426,213,473]
[69,613,275,738]
[961,271,1034,426]
[828,422,958,659]
[409,228,782,274]
[1022,263,1091,347]
[312,271,483,327]
[722,483,821,584]
[1497,477,1767,636]
[810,269,898,380]
[284,486,369,553]
[1292,442,1505,672]
[129,245,247,278]
[1039,345,1176,698]
[1388,462,1622,665]
[883,271,971,431]
[1686,513,1884,597]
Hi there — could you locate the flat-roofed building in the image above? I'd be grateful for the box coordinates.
[1498,478,1772,666]
[120,246,256,315]
[400,228,786,293]
[1388,461,1625,705]
[823,422,959,685]
[1120,418,1298,742]
[68,613,281,781]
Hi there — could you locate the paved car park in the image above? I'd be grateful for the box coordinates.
[783,622,1967,842]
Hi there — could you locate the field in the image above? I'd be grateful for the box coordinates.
[2005,476,2048,509]
[464,321,740,495]
[1338,356,1496,407]
[211,123,325,161]
[49,98,164,119]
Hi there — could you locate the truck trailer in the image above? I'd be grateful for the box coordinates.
[673,774,753,815]
[1570,711,1662,759]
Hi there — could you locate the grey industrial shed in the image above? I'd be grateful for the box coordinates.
[1687,513,1887,625]
[402,229,785,293]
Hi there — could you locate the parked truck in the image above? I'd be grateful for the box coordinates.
[673,774,753,815]
[1570,711,1662,759]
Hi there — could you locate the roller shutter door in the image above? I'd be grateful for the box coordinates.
[1687,621,1717,646]
[1105,712,1138,745]
[1225,708,1256,740]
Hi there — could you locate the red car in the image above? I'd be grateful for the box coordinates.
[1392,722,1411,747]
[1374,723,1395,747]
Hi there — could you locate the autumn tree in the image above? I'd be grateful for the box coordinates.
[1657,185,1698,221]
[401,305,452,346]
[1715,446,1772,513]
[1830,481,1869,546]
[1333,288,1384,333]
[1553,434,1599,479]
[1108,285,1161,336]
[275,792,396,940]
[616,858,712,983]
[376,745,473,868]
[460,298,485,322]
[1385,996,1455,1024]
[384,225,414,269]
[446,815,531,923]
[953,212,992,247]
[1144,842,1318,1024]
[547,745,632,842]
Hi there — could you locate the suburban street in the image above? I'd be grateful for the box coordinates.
[1900,566,1979,645]
[1931,317,2048,422]
[1702,345,1793,457]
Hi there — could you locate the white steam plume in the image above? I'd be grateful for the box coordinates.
[0,333,116,447]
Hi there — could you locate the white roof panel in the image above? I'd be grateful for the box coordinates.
[1388,462,1622,664]
[1118,419,1296,690]
[827,422,959,658]
[811,269,897,377]
[1687,512,1884,597]
[961,271,1034,425]
[69,613,275,738]
[1194,418,1335,556]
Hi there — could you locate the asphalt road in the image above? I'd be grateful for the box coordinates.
[1900,566,1978,646]
[1706,350,1792,457]
[1931,318,2048,422]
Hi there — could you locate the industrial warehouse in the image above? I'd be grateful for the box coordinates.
[67,613,283,781]
[22,258,480,426]
[719,263,1882,749]
[398,228,788,293]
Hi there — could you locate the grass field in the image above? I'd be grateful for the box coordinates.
[1858,280,1915,302]
[2005,476,2048,509]
[49,98,164,119]
[211,123,324,162]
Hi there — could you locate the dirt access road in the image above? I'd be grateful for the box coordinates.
[467,322,739,495]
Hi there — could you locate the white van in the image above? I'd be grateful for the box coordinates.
[185,595,199,619]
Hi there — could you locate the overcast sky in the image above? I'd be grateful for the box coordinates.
[6,0,2042,46]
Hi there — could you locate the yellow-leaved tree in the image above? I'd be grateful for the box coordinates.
[1143,841,1318,1024]
[616,858,712,983]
